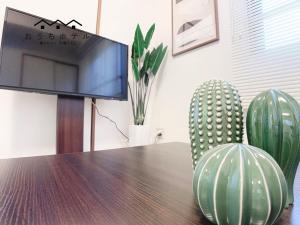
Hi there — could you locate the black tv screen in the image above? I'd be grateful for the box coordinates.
[0,8,128,100]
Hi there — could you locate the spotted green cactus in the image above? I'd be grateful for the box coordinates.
[189,80,244,168]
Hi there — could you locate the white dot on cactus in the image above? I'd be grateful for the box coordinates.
[226,100,231,105]
[236,124,240,129]
[224,90,229,94]
[216,118,222,124]
[199,131,203,136]
[228,131,232,136]
[209,139,214,144]
[216,95,221,100]
[236,118,240,122]
[191,108,195,112]
[227,112,232,117]
[192,102,195,107]
[217,131,222,136]
[217,101,222,106]
[207,118,212,123]
[217,125,223,130]
[208,106,213,111]
[235,106,239,111]
[200,152,204,155]
[226,106,232,110]
[191,128,195,133]
[192,135,195,140]
[216,107,222,112]
[234,101,239,105]
[199,124,203,129]
[209,145,213,149]
[216,90,221,94]
[236,112,240,116]
[193,148,197,153]
[198,118,201,123]
[227,124,232,129]
[207,112,213,117]
[192,142,196,147]
[199,102,202,106]
[225,94,230,99]
[207,125,213,130]
[200,138,204,143]
[193,155,197,159]
[208,132,213,137]
[227,117,232,123]
[216,112,222,118]
[236,137,240,141]
[234,96,238,100]
[236,131,240,135]
[207,100,212,105]
[217,137,223,143]
[227,137,232,142]
[200,145,204,149]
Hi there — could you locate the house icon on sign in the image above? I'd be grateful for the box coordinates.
[34,19,51,29]
[66,20,82,29]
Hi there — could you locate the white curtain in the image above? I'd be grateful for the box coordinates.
[231,0,300,107]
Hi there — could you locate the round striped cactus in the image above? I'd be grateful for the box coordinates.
[193,144,287,225]
[247,89,300,206]
[189,80,244,168]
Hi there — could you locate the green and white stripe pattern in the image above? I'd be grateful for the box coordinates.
[193,144,287,225]
[189,80,244,169]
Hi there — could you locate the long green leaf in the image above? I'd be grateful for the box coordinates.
[144,24,155,49]
[131,59,140,81]
[150,44,163,74]
[140,51,150,77]
[133,24,145,57]
[151,45,167,75]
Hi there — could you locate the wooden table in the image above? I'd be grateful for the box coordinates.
[0,143,299,225]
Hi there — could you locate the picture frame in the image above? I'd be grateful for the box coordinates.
[172,0,219,56]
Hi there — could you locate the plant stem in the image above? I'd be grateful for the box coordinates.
[144,77,155,120]
[128,82,136,120]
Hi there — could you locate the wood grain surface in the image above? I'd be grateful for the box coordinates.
[56,95,84,154]
[0,143,299,225]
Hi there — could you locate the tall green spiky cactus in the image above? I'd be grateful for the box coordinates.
[247,89,300,206]
[189,80,244,168]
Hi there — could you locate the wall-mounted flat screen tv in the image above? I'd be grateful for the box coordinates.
[0,8,128,100]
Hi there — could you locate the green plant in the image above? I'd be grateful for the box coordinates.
[129,24,167,125]
[193,144,287,225]
[189,80,244,169]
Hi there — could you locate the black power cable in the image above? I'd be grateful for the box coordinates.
[92,102,129,141]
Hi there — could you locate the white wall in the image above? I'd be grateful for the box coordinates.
[150,0,233,143]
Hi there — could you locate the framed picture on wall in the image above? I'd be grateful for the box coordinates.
[172,0,219,56]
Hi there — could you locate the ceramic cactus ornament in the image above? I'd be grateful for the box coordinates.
[189,80,244,168]
[193,144,287,225]
[247,89,300,205]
